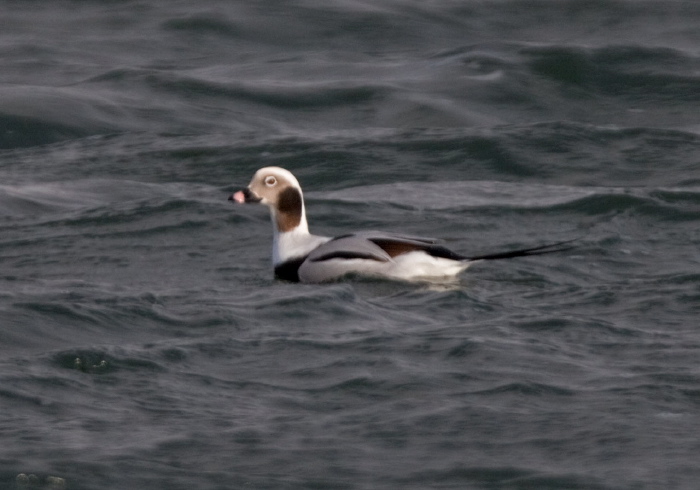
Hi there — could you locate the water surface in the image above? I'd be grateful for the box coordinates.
[1,1,700,489]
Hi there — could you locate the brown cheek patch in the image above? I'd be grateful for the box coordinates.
[276,187,303,232]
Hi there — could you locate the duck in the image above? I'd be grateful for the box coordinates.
[229,166,572,283]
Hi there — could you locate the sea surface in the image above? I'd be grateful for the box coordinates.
[1,1,700,489]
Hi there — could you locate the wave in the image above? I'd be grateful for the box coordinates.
[0,113,88,150]
[0,179,219,219]
[86,66,387,110]
[523,45,700,102]
[0,86,131,149]
[314,179,700,217]
[162,14,242,39]
[2,45,697,151]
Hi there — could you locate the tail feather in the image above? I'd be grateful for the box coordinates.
[466,239,576,262]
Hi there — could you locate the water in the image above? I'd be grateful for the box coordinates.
[1,1,700,489]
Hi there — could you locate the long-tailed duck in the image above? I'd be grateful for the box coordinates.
[230,166,572,283]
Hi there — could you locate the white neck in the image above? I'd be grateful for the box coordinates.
[270,207,329,265]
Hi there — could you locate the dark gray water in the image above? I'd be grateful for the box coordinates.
[2,1,700,489]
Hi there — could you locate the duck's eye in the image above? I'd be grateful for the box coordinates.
[264,176,277,187]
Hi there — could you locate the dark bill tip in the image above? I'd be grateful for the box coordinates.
[229,188,261,204]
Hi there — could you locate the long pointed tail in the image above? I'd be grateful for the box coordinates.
[466,239,576,262]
